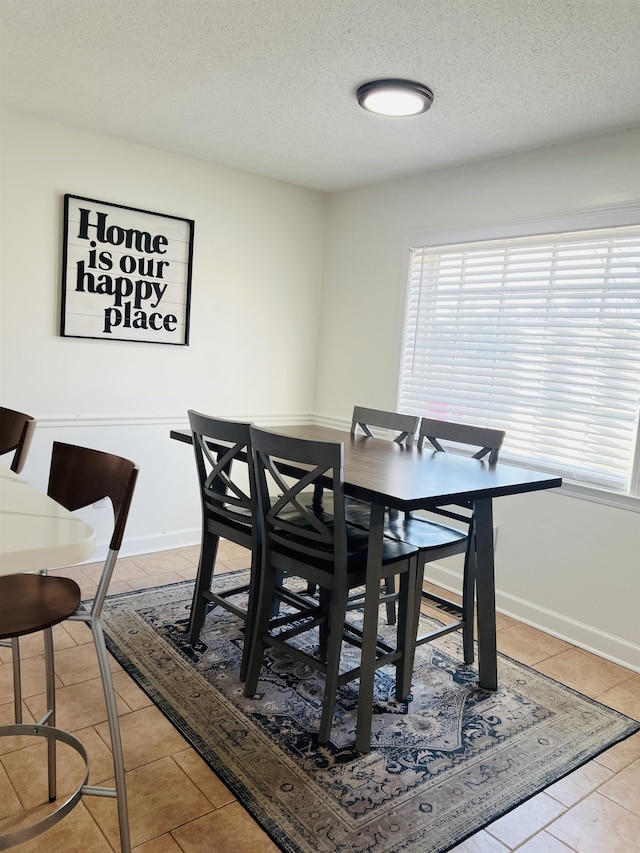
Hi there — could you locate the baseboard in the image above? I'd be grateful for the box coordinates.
[424,562,640,674]
[88,528,202,565]
[313,413,350,430]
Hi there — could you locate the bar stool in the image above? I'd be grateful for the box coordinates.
[0,405,37,724]
[0,442,138,852]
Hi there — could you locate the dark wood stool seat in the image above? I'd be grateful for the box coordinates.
[0,574,81,639]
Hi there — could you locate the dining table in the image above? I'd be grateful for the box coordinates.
[170,423,562,752]
[0,463,95,576]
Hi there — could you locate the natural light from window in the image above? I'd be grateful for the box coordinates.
[399,223,640,502]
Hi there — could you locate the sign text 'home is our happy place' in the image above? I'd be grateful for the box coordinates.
[61,195,194,345]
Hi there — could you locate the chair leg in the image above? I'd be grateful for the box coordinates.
[11,637,22,724]
[188,532,219,645]
[318,588,348,744]
[462,524,476,665]
[384,575,397,625]
[239,547,262,683]
[318,587,331,660]
[270,569,284,619]
[92,618,131,853]
[243,563,277,699]
[355,551,385,753]
[395,558,420,701]
[305,485,325,598]
[43,627,57,802]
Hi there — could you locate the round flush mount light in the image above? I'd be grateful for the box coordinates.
[356,79,434,117]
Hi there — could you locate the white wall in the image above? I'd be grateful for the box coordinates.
[2,111,638,671]
[316,129,640,670]
[0,111,326,555]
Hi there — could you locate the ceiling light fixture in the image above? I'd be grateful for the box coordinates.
[356,79,434,117]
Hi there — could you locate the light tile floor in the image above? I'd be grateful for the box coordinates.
[1,543,638,852]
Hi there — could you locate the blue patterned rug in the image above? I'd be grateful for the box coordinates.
[99,575,639,853]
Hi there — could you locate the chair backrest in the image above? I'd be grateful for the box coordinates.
[417,418,505,464]
[188,410,255,543]
[250,426,347,576]
[47,441,139,552]
[0,406,36,474]
[351,406,419,446]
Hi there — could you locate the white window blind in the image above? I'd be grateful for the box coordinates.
[399,225,640,494]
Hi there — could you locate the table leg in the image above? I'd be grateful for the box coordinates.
[474,498,497,690]
[355,500,385,753]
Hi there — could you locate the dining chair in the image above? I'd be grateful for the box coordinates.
[244,426,420,748]
[187,410,271,682]
[309,406,420,619]
[0,441,138,853]
[350,406,419,445]
[384,417,505,663]
[345,406,420,524]
[0,405,36,473]
[345,406,419,524]
[311,407,418,523]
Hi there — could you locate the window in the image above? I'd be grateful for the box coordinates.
[399,221,640,500]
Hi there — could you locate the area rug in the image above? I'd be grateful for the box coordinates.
[98,576,639,853]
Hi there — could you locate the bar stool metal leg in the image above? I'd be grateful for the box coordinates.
[92,616,131,853]
[11,638,22,724]
[43,626,57,802]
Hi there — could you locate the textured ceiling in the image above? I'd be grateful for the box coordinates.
[1,0,640,192]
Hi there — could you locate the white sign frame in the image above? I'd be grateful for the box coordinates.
[60,194,194,345]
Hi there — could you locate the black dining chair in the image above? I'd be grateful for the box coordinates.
[187,411,307,676]
[350,405,419,445]
[312,407,418,518]
[309,406,419,621]
[0,442,138,852]
[243,426,420,748]
[383,417,505,663]
[186,410,262,680]
[344,406,419,525]
[0,405,36,473]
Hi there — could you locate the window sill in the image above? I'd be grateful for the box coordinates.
[552,480,640,513]
[498,453,640,513]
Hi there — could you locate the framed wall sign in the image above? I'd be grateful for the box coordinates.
[60,194,194,345]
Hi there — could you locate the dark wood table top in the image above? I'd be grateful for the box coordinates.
[170,424,562,509]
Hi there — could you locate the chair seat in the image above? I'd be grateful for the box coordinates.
[340,496,468,556]
[275,519,417,574]
[207,511,252,539]
[315,494,386,528]
[344,495,373,527]
[383,514,468,555]
[0,574,81,639]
